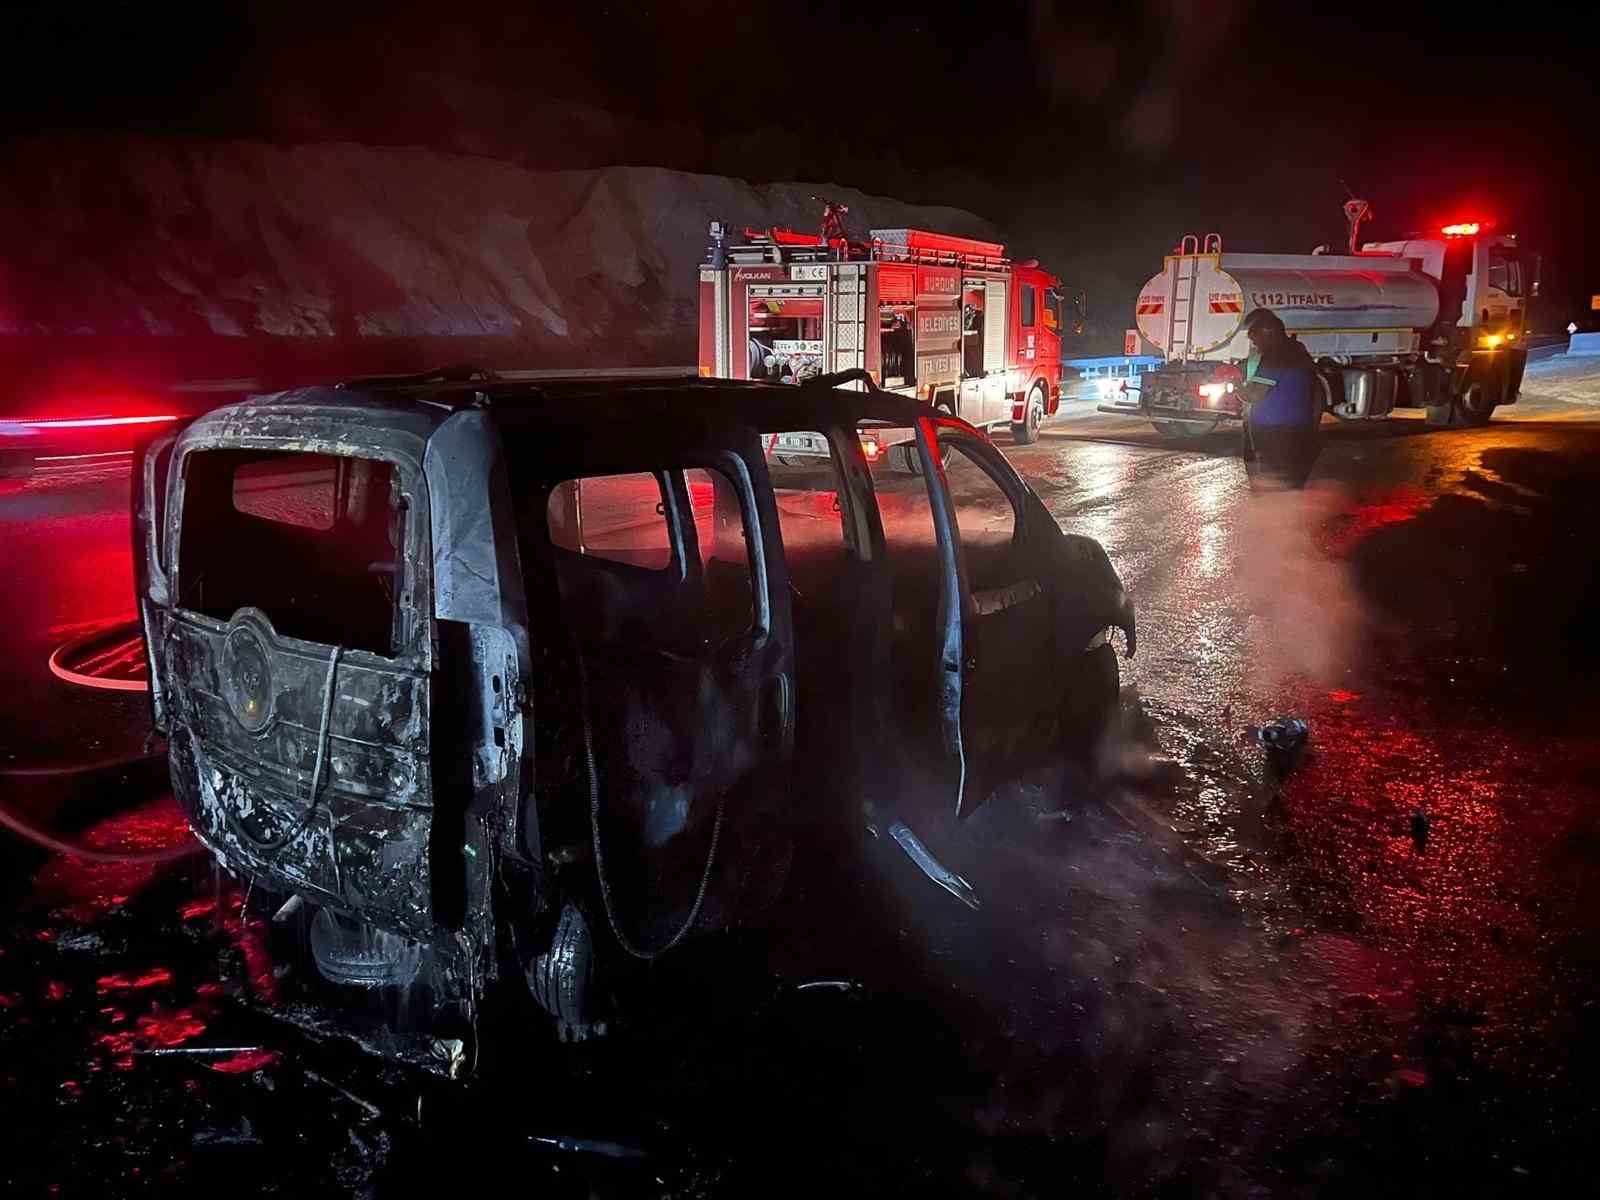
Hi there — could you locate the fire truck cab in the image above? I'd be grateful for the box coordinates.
[699,221,1072,446]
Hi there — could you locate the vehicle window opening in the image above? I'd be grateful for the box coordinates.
[178,449,404,656]
[748,292,823,382]
[546,465,754,657]
[942,440,1021,592]
[1043,286,1062,333]
[547,471,675,571]
[762,429,856,602]
[1486,245,1523,298]
[1020,284,1036,329]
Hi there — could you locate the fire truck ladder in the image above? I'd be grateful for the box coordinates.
[1165,234,1221,362]
[826,263,869,379]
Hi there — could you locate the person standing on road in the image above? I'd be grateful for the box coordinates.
[1238,308,1321,489]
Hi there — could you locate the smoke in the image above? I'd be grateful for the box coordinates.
[1232,479,1381,695]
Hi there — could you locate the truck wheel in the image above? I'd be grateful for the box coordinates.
[1011,385,1045,445]
[1151,418,1220,440]
[1452,381,1496,427]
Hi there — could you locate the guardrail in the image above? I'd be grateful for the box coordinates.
[1063,355,1164,377]
[1061,355,1163,401]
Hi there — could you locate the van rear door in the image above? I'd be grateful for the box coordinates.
[164,441,453,938]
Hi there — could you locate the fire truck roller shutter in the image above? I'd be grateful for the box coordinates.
[983,281,1007,374]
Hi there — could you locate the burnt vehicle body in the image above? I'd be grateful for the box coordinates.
[132,371,1134,1068]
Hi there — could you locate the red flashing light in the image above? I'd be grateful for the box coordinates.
[3,414,179,429]
[1441,222,1483,237]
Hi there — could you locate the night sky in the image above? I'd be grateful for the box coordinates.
[4,0,1597,327]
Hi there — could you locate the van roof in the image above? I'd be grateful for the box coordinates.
[196,372,936,440]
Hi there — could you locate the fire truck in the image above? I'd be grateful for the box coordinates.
[1099,200,1535,437]
[698,217,1077,445]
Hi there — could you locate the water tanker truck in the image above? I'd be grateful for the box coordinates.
[1100,201,1533,437]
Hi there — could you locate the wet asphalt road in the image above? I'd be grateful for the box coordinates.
[4,373,1600,1196]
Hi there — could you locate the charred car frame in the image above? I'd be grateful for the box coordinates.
[133,369,1135,1070]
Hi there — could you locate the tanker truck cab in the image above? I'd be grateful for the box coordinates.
[1362,224,1531,423]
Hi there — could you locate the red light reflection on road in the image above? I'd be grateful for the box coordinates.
[208,1049,281,1074]
[31,797,193,923]
[96,967,174,994]
[1319,486,1432,555]
[1278,690,1596,1054]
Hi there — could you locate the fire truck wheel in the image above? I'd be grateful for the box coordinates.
[1011,386,1045,445]
[1452,381,1496,427]
[1151,418,1220,440]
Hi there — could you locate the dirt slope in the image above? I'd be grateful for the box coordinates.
[0,138,999,396]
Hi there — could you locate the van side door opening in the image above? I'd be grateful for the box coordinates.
[530,448,794,954]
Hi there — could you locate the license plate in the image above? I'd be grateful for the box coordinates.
[774,433,827,454]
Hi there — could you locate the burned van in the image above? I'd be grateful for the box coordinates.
[133,369,1134,1069]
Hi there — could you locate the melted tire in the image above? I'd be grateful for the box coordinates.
[309,908,423,989]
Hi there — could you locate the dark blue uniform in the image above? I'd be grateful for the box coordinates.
[1243,336,1320,488]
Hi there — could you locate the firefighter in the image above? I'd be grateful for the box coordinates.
[882,312,915,384]
[1238,308,1320,489]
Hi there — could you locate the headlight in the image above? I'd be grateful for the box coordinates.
[1198,382,1234,400]
[1095,377,1121,397]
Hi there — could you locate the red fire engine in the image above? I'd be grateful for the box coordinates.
[698,217,1078,444]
